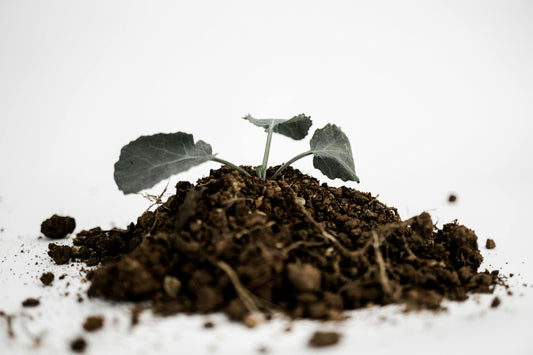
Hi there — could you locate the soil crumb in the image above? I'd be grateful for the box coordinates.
[308,331,341,347]
[70,337,87,353]
[490,297,501,308]
[486,238,496,249]
[48,244,73,265]
[448,194,457,203]
[45,166,503,324]
[40,272,55,286]
[41,215,76,239]
[22,298,40,307]
[203,321,215,329]
[83,315,104,332]
[22,298,41,307]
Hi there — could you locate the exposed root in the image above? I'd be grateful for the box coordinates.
[371,231,393,298]
[141,182,171,212]
[281,241,324,256]
[290,188,379,263]
[289,190,345,245]
[235,221,276,240]
[370,194,399,217]
[215,261,262,314]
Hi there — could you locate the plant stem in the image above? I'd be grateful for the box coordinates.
[259,123,275,180]
[271,150,313,179]
[211,157,251,176]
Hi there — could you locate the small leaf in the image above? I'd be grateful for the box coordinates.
[310,124,359,182]
[243,114,312,140]
[114,132,214,194]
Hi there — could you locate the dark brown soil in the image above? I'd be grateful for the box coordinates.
[490,296,501,308]
[486,238,496,249]
[41,215,76,239]
[70,337,87,353]
[40,272,54,286]
[83,315,104,332]
[308,331,341,347]
[46,166,501,324]
[22,298,40,307]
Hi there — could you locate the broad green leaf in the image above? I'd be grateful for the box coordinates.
[310,124,359,182]
[114,132,214,194]
[243,114,312,140]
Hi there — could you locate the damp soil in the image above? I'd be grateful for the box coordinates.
[47,166,501,324]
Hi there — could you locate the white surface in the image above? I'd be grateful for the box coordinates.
[1,1,532,354]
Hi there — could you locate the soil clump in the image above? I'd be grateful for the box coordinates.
[22,298,40,307]
[70,337,87,353]
[41,215,76,239]
[486,238,496,249]
[40,272,54,286]
[46,166,501,323]
[83,315,104,332]
[308,331,341,347]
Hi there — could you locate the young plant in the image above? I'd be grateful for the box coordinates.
[114,114,359,194]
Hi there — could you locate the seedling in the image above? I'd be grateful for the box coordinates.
[114,114,359,194]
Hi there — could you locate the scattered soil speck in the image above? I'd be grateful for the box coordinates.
[258,345,269,353]
[41,215,76,239]
[486,238,496,249]
[22,298,40,307]
[448,194,457,203]
[48,244,73,265]
[203,321,215,329]
[70,337,87,353]
[40,272,54,286]
[308,331,341,347]
[491,297,501,308]
[83,315,104,332]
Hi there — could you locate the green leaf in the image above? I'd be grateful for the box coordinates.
[114,132,214,194]
[310,124,359,182]
[243,113,312,140]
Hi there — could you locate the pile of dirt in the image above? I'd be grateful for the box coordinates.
[47,166,500,323]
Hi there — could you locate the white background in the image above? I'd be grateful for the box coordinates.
[1,1,532,354]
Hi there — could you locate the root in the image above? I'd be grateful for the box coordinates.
[235,221,276,240]
[289,189,374,261]
[141,181,171,212]
[369,194,399,218]
[281,241,324,256]
[215,261,262,314]
[288,189,345,247]
[371,231,392,297]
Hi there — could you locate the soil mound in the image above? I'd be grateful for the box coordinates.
[48,166,499,322]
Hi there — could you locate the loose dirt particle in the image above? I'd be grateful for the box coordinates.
[22,298,40,307]
[70,337,87,353]
[203,321,215,329]
[308,331,341,347]
[48,244,73,265]
[491,297,501,308]
[258,345,269,353]
[83,315,104,332]
[448,194,457,203]
[41,215,76,239]
[486,238,496,249]
[40,272,54,286]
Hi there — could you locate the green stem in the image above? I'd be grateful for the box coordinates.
[259,123,275,180]
[211,157,251,176]
[271,150,313,180]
